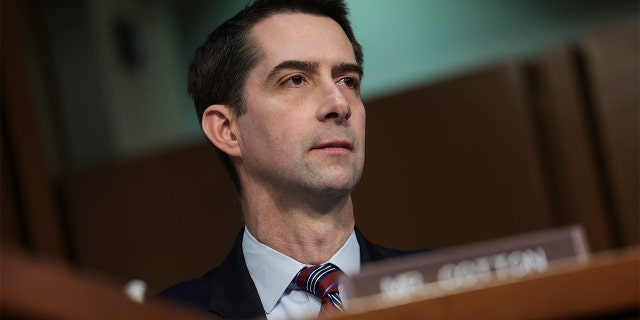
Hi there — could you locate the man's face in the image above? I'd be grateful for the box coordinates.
[234,13,365,199]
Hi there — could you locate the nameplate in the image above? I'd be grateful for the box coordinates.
[341,225,590,304]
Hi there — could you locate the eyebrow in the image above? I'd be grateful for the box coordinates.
[264,60,363,84]
[333,63,364,79]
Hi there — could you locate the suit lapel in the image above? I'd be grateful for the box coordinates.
[206,227,388,319]
[355,226,386,263]
[207,228,266,319]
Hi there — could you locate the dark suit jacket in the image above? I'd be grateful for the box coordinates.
[156,227,415,319]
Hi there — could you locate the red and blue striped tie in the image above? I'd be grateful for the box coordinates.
[293,263,344,316]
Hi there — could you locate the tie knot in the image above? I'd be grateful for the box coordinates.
[294,263,342,299]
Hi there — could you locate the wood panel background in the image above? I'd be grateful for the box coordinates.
[581,20,639,246]
[354,62,555,250]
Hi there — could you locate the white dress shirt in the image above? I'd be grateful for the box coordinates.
[242,227,361,320]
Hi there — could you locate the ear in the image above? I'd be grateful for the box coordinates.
[202,104,241,157]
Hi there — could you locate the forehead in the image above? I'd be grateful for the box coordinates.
[248,12,357,66]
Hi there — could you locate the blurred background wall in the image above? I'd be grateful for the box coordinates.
[7,0,639,168]
[2,0,638,294]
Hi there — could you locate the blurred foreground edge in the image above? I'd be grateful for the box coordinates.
[0,245,219,320]
[1,230,637,319]
[338,245,639,319]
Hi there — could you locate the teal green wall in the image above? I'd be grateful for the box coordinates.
[178,1,638,101]
[348,1,638,99]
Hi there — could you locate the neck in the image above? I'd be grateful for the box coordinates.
[242,189,355,265]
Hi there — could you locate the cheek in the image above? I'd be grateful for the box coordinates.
[236,114,271,154]
[238,111,303,153]
[352,105,366,135]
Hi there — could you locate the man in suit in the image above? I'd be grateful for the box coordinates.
[158,0,415,318]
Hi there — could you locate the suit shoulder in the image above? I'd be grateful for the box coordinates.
[373,243,430,260]
[153,267,219,312]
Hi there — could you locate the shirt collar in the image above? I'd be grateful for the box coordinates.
[242,227,360,314]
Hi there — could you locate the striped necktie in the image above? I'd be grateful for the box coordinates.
[293,263,344,316]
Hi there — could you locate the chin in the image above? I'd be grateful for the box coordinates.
[317,177,360,195]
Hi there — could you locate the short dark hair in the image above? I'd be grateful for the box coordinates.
[188,0,363,196]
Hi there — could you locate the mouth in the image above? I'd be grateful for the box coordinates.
[312,140,353,151]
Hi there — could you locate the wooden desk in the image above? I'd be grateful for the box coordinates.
[1,246,637,319]
[338,248,639,319]
[0,246,215,320]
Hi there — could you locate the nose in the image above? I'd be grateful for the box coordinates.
[316,82,351,122]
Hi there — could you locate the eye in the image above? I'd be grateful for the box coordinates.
[283,75,305,87]
[338,77,359,89]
